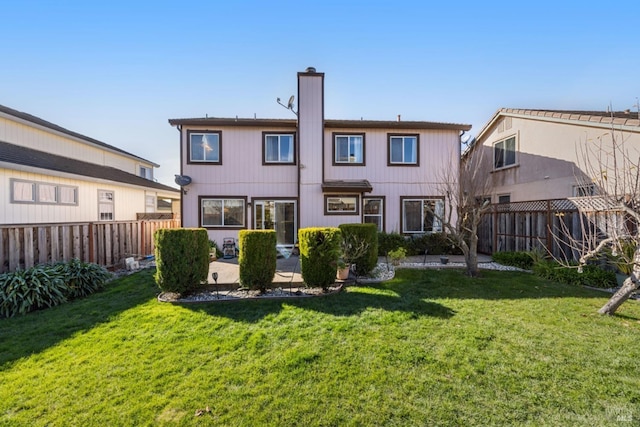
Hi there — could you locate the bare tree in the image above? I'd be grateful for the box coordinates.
[556,124,640,315]
[427,143,495,277]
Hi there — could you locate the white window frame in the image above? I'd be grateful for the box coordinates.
[401,198,443,234]
[573,184,595,197]
[334,134,364,164]
[98,190,115,221]
[389,135,418,165]
[494,136,517,169]
[201,198,246,228]
[264,133,295,164]
[145,195,156,213]
[10,178,78,205]
[189,131,221,163]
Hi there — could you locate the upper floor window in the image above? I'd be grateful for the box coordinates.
[388,134,419,166]
[494,136,516,169]
[573,184,595,197]
[139,165,152,180]
[263,133,295,164]
[188,131,221,164]
[333,134,364,165]
[200,197,246,228]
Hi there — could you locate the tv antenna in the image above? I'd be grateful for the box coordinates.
[277,95,297,116]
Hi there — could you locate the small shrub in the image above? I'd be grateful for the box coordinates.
[339,223,378,276]
[492,251,534,270]
[388,247,407,266]
[532,259,617,289]
[238,230,277,293]
[56,258,112,299]
[378,231,407,257]
[298,227,342,290]
[154,228,209,294]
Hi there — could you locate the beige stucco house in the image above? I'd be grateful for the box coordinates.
[469,108,640,204]
[169,67,470,248]
[0,104,180,225]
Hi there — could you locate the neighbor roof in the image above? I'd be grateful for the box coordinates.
[0,104,159,167]
[476,108,640,142]
[0,140,179,194]
[168,117,471,131]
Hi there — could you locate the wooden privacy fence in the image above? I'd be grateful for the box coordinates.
[0,219,180,273]
[478,199,589,260]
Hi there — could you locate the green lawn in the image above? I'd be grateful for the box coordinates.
[1,268,639,426]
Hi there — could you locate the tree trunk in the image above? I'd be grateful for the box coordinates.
[598,248,640,315]
[464,234,480,277]
[598,276,639,315]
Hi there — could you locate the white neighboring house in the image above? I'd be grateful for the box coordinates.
[0,104,180,225]
[169,67,470,248]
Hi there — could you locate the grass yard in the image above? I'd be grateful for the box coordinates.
[1,268,639,426]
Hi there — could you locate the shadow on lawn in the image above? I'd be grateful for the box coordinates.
[391,268,613,300]
[185,283,455,323]
[0,269,158,369]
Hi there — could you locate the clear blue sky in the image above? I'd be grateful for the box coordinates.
[2,1,638,187]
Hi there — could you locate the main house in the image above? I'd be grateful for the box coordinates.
[0,104,180,225]
[469,108,640,203]
[169,67,471,248]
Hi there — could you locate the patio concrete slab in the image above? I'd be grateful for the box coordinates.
[206,253,493,286]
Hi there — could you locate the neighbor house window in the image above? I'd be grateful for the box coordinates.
[145,195,156,213]
[388,134,418,165]
[263,133,295,164]
[363,197,384,231]
[188,131,221,164]
[573,184,595,197]
[497,194,511,204]
[139,165,152,180]
[494,136,516,169]
[10,179,78,205]
[401,197,443,234]
[200,197,246,228]
[325,195,359,215]
[333,133,364,165]
[98,190,114,221]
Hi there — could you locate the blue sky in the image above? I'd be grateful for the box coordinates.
[2,1,638,187]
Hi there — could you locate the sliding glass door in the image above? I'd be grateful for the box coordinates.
[254,200,297,246]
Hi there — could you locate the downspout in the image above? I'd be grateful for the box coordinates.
[173,124,184,228]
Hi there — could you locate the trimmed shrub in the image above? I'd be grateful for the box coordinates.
[492,251,534,270]
[298,227,342,290]
[238,230,277,293]
[339,223,378,276]
[154,228,209,294]
[378,231,406,257]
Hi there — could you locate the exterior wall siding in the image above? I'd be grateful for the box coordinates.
[0,116,155,174]
[1,167,154,224]
[480,115,640,202]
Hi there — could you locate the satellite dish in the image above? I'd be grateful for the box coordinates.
[461,133,476,146]
[287,95,295,109]
[174,174,192,187]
